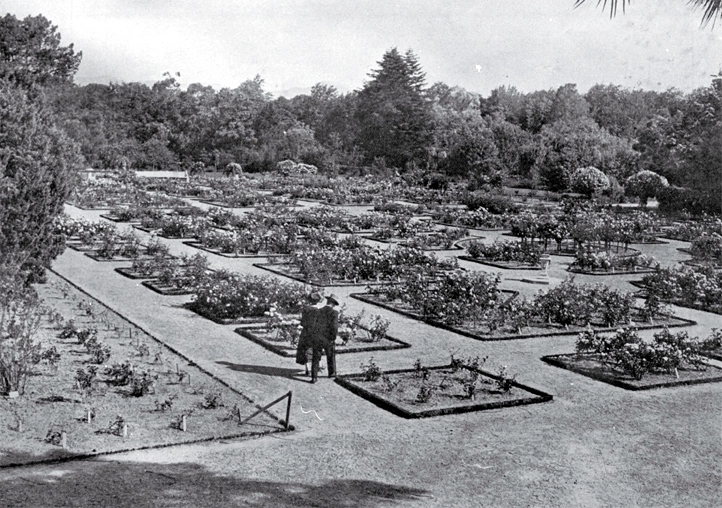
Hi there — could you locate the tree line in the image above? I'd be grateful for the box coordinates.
[1,13,721,282]
[45,35,721,203]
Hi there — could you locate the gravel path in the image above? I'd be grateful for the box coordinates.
[2,200,720,508]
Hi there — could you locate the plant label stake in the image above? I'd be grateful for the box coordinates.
[61,431,67,449]
[17,420,22,433]
[87,410,92,424]
[181,415,187,432]
[122,424,128,438]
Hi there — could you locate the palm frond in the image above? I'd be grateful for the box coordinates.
[688,0,722,26]
[574,0,629,19]
[574,0,721,26]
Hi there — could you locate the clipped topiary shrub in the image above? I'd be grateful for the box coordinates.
[570,166,610,197]
[625,170,668,206]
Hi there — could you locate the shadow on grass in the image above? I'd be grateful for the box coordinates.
[0,459,430,507]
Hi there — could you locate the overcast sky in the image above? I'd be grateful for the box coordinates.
[2,0,721,97]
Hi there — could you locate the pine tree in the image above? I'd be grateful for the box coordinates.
[356,48,433,170]
[0,14,82,90]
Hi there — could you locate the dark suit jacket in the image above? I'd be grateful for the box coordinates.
[318,305,339,344]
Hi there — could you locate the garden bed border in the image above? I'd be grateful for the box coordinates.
[566,266,657,276]
[183,241,284,259]
[254,263,386,287]
[351,293,696,342]
[334,364,553,419]
[541,353,722,391]
[133,225,198,240]
[434,222,507,232]
[98,213,142,224]
[84,251,158,263]
[114,267,158,280]
[141,280,193,296]
[235,328,411,357]
[457,255,543,271]
[184,303,269,325]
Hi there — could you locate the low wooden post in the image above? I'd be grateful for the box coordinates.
[285,391,293,430]
[239,391,293,428]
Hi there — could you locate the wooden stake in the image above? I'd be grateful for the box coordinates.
[17,420,22,433]
[285,391,292,429]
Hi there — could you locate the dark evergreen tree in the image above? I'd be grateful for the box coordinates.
[356,48,433,170]
[0,15,83,282]
[0,80,82,282]
[0,14,82,90]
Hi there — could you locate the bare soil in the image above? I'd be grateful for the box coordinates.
[0,274,283,467]
[338,365,550,415]
[543,353,722,390]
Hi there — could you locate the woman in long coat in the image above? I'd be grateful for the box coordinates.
[296,292,322,376]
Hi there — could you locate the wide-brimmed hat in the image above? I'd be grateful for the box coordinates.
[308,291,323,303]
[326,294,339,306]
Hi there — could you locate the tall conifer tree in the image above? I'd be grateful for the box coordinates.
[356,48,432,170]
[0,15,82,282]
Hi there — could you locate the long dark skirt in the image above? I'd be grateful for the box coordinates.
[295,336,312,365]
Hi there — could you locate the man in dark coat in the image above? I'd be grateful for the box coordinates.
[296,292,322,378]
[317,294,339,378]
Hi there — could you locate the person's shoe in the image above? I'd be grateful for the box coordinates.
[310,378,318,384]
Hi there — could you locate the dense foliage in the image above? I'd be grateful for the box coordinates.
[22,14,718,216]
[189,271,307,320]
[576,327,716,380]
